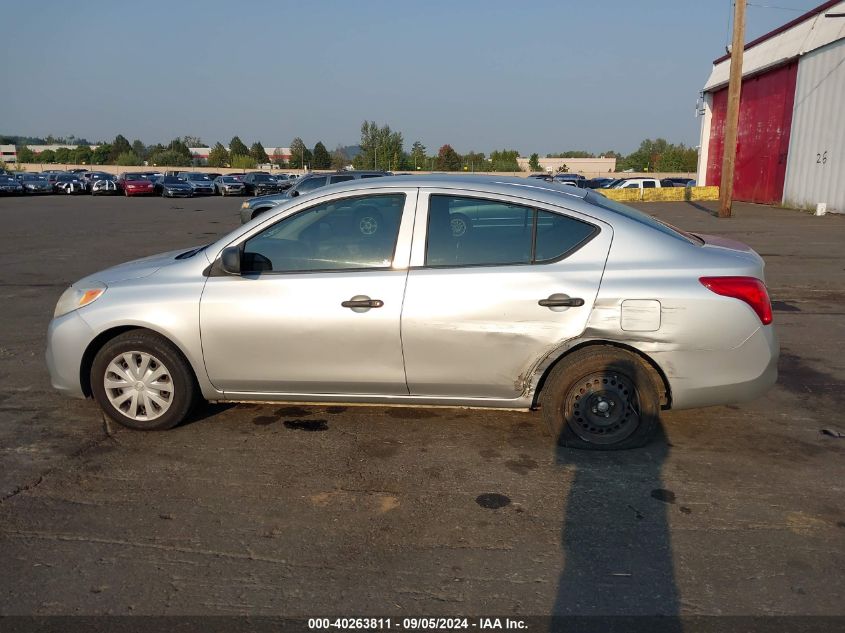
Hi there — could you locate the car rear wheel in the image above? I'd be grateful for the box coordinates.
[91,330,199,431]
[540,346,660,450]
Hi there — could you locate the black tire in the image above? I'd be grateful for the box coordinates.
[450,212,471,237]
[540,346,660,450]
[91,330,200,431]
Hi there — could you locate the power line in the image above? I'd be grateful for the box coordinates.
[746,2,810,11]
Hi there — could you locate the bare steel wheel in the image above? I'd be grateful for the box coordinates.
[91,330,199,430]
[540,346,660,450]
[566,371,640,445]
[104,351,173,422]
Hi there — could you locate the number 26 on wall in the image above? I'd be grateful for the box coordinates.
[816,151,828,165]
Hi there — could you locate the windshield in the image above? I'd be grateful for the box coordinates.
[125,174,148,181]
[584,191,703,245]
[56,175,76,181]
[253,175,274,182]
[163,176,184,184]
[22,175,46,181]
[187,174,210,181]
[221,177,240,183]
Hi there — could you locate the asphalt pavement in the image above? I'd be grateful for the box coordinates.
[0,193,843,618]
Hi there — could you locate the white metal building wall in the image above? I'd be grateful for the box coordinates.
[783,39,845,212]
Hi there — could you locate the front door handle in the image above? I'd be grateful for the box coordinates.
[342,295,384,312]
[539,295,585,308]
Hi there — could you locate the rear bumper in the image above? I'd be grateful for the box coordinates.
[655,325,779,410]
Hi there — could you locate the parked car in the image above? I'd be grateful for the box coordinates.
[528,173,552,181]
[81,171,118,195]
[239,171,389,223]
[17,173,53,194]
[205,173,222,182]
[117,173,155,197]
[153,175,194,198]
[213,175,245,196]
[0,175,24,195]
[46,175,777,450]
[241,173,287,197]
[553,174,586,188]
[42,171,68,187]
[661,178,696,188]
[610,178,662,189]
[586,178,615,189]
[179,172,215,196]
[53,173,87,194]
[68,168,89,175]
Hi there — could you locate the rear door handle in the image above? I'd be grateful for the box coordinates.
[539,295,584,308]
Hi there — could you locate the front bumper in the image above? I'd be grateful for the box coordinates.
[46,310,96,399]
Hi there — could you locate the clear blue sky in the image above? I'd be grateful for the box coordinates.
[0,0,822,155]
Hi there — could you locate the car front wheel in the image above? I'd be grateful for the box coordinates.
[540,346,660,450]
[91,330,199,431]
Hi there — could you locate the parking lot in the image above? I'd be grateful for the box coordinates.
[0,193,843,617]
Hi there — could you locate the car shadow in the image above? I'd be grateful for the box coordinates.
[180,401,235,427]
[551,421,680,629]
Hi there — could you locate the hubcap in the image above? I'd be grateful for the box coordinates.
[451,217,468,237]
[359,216,378,235]
[104,351,173,421]
[565,372,640,445]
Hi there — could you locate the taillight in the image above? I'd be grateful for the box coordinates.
[699,276,773,325]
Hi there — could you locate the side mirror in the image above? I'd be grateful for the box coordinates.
[290,189,299,197]
[220,246,242,275]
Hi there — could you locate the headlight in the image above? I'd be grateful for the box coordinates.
[54,282,107,318]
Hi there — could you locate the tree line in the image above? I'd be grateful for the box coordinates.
[6,126,699,173]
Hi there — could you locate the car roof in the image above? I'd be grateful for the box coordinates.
[293,174,592,204]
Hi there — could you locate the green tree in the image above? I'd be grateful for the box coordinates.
[436,144,462,171]
[288,137,311,169]
[462,151,489,172]
[330,146,349,170]
[116,151,142,166]
[147,149,191,167]
[109,134,131,162]
[249,141,269,164]
[230,154,257,169]
[410,141,427,170]
[39,149,56,163]
[74,145,92,164]
[131,139,147,161]
[312,141,331,169]
[17,146,35,162]
[546,150,594,158]
[166,138,192,161]
[54,147,73,163]
[528,153,542,172]
[229,136,249,157]
[353,121,404,171]
[207,142,230,167]
[489,149,521,172]
[91,144,112,165]
[182,135,204,147]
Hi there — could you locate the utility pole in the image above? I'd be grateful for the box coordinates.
[719,0,746,218]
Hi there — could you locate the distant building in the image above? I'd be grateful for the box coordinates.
[698,0,845,211]
[517,156,617,174]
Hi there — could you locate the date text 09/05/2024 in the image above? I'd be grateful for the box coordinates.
[307,618,528,630]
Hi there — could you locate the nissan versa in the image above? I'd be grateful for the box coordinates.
[46,176,778,449]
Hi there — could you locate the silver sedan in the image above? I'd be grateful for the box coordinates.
[45,176,778,450]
